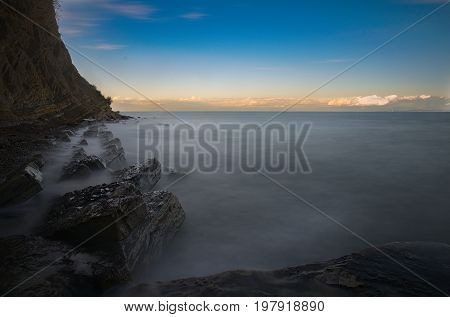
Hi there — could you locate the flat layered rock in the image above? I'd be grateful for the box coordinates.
[113,158,161,191]
[60,148,105,180]
[39,182,185,278]
[101,139,127,171]
[127,242,450,297]
[0,161,43,206]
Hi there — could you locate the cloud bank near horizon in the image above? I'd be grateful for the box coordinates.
[111,95,450,112]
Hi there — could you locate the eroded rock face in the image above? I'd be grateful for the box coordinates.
[113,158,161,191]
[60,148,105,180]
[141,191,186,259]
[0,0,118,124]
[83,124,102,138]
[126,242,450,297]
[79,139,88,146]
[39,182,185,278]
[0,161,43,206]
[101,138,127,171]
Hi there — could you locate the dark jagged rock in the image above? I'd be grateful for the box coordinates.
[79,139,88,146]
[31,153,45,169]
[113,158,161,191]
[63,129,75,137]
[0,161,43,206]
[99,130,114,144]
[104,137,122,148]
[39,183,185,281]
[83,124,104,138]
[60,148,105,180]
[126,242,450,297]
[141,191,186,258]
[58,132,71,143]
[0,235,124,296]
[82,126,127,171]
[101,139,127,171]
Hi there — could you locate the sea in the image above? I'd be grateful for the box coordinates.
[2,112,450,283]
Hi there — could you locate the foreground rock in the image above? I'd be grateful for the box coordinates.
[0,235,122,296]
[60,148,105,180]
[39,182,185,283]
[0,161,43,206]
[113,158,161,191]
[126,242,450,297]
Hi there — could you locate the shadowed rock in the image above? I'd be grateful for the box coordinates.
[83,124,103,138]
[101,138,127,171]
[60,148,105,180]
[113,158,161,191]
[39,182,185,282]
[99,130,114,144]
[0,0,119,125]
[0,161,43,206]
[0,235,125,296]
[126,242,450,297]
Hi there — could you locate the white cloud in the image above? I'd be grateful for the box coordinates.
[110,95,449,112]
[327,94,434,106]
[60,0,156,20]
[81,43,126,50]
[180,12,208,20]
[100,2,156,20]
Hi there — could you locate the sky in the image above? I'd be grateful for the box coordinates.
[58,0,450,111]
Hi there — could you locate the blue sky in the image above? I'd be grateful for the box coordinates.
[58,0,449,110]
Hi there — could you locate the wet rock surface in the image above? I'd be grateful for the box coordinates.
[79,139,88,146]
[35,182,185,290]
[60,148,105,180]
[127,242,450,297]
[0,161,43,206]
[0,235,123,296]
[113,158,161,191]
[83,124,102,138]
[100,137,127,171]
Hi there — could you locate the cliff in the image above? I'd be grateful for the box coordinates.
[0,0,118,124]
[0,0,123,180]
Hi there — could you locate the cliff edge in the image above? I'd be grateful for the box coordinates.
[0,0,118,124]
[0,0,123,182]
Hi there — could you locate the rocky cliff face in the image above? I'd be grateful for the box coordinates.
[0,0,118,124]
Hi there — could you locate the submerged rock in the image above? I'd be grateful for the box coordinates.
[0,161,43,206]
[79,139,88,146]
[60,148,105,180]
[113,158,161,191]
[127,242,450,297]
[40,182,185,280]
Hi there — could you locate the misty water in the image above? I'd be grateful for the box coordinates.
[0,130,113,237]
[1,112,450,284]
[108,112,450,282]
